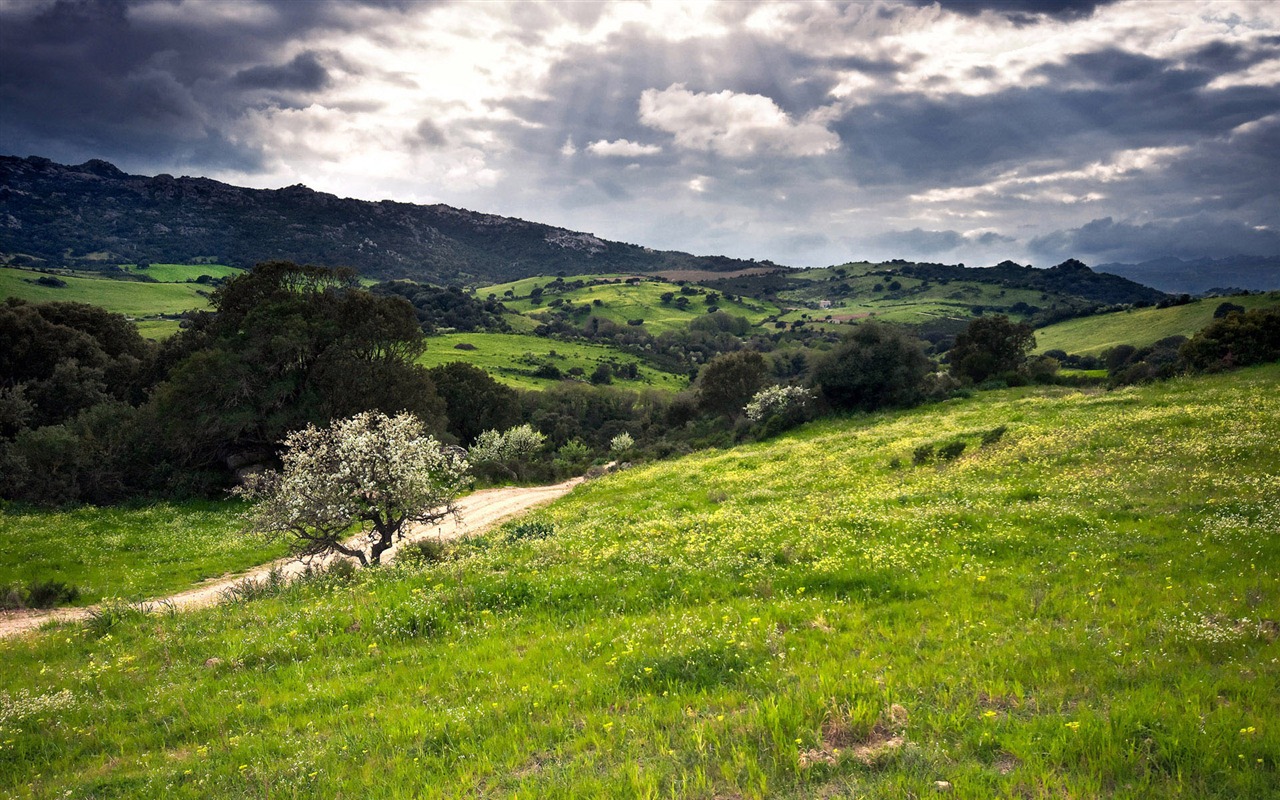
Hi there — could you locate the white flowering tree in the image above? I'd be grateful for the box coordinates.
[744,385,815,426]
[467,424,546,481]
[238,411,471,566]
[609,431,634,456]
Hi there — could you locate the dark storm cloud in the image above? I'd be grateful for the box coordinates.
[0,0,391,170]
[233,51,331,92]
[836,48,1280,189]
[913,0,1119,23]
[1029,216,1280,263]
[868,228,965,255]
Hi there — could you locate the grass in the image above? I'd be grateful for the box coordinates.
[2,364,1278,797]
[118,264,244,282]
[1034,292,1280,355]
[0,267,213,319]
[776,273,1049,325]
[0,501,287,607]
[418,332,688,391]
[482,275,781,335]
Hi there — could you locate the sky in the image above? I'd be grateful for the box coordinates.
[2,0,1279,269]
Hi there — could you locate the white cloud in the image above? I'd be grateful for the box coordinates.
[638,84,839,158]
[586,138,662,157]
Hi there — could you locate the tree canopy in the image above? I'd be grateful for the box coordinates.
[239,412,471,566]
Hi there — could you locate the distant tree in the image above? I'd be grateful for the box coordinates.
[609,431,634,457]
[696,350,768,418]
[428,361,520,446]
[1181,307,1280,371]
[1213,301,1246,319]
[149,261,445,475]
[590,363,613,385]
[811,322,932,411]
[468,424,547,482]
[238,412,470,566]
[948,315,1035,383]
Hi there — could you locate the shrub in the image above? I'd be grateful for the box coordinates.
[398,538,451,565]
[508,521,555,542]
[912,444,934,466]
[981,425,1008,447]
[937,440,967,461]
[811,323,932,412]
[743,385,814,431]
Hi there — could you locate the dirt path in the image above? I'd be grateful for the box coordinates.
[0,477,583,640]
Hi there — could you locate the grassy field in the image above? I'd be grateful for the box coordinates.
[419,332,688,391]
[0,267,213,319]
[118,263,243,282]
[0,502,287,607]
[1034,292,1280,355]
[482,275,781,335]
[2,365,1277,797]
[775,271,1050,326]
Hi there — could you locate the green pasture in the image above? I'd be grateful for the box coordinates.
[0,501,287,607]
[0,267,212,321]
[118,263,243,282]
[1034,292,1280,355]
[419,332,687,391]
[484,275,781,334]
[2,365,1277,797]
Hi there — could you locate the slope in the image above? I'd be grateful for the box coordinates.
[1034,291,1280,355]
[3,365,1276,797]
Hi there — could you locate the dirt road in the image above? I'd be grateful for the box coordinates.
[0,477,582,640]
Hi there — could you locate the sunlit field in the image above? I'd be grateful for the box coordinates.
[0,502,287,607]
[418,332,688,391]
[2,365,1277,797]
[1034,292,1280,356]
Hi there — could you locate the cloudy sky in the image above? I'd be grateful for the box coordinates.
[3,0,1279,268]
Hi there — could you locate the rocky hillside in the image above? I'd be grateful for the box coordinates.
[0,156,776,284]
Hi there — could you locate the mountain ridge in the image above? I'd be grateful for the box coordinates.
[0,155,781,285]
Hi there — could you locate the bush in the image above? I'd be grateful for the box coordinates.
[743,385,814,433]
[0,579,80,610]
[811,323,932,412]
[398,538,451,565]
[508,520,555,541]
[912,444,934,466]
[937,440,966,461]
[980,425,1008,446]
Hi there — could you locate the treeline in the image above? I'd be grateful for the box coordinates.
[5,261,1275,508]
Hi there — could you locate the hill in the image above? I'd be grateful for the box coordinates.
[1034,291,1280,356]
[3,366,1276,797]
[0,156,778,285]
[705,259,1166,332]
[1096,255,1280,294]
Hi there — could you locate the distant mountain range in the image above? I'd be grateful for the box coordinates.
[1095,256,1280,295]
[0,156,776,285]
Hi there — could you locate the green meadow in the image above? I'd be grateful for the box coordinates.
[483,276,781,334]
[118,263,244,282]
[1034,292,1280,355]
[419,332,688,391]
[2,365,1277,798]
[0,267,212,320]
[0,502,287,606]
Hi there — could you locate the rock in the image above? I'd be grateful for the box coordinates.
[934,780,952,792]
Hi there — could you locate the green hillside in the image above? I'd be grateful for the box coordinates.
[1034,292,1280,355]
[419,332,687,391]
[3,366,1277,797]
[482,275,781,335]
[118,263,244,282]
[0,266,212,320]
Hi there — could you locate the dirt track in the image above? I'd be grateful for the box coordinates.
[0,477,582,640]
